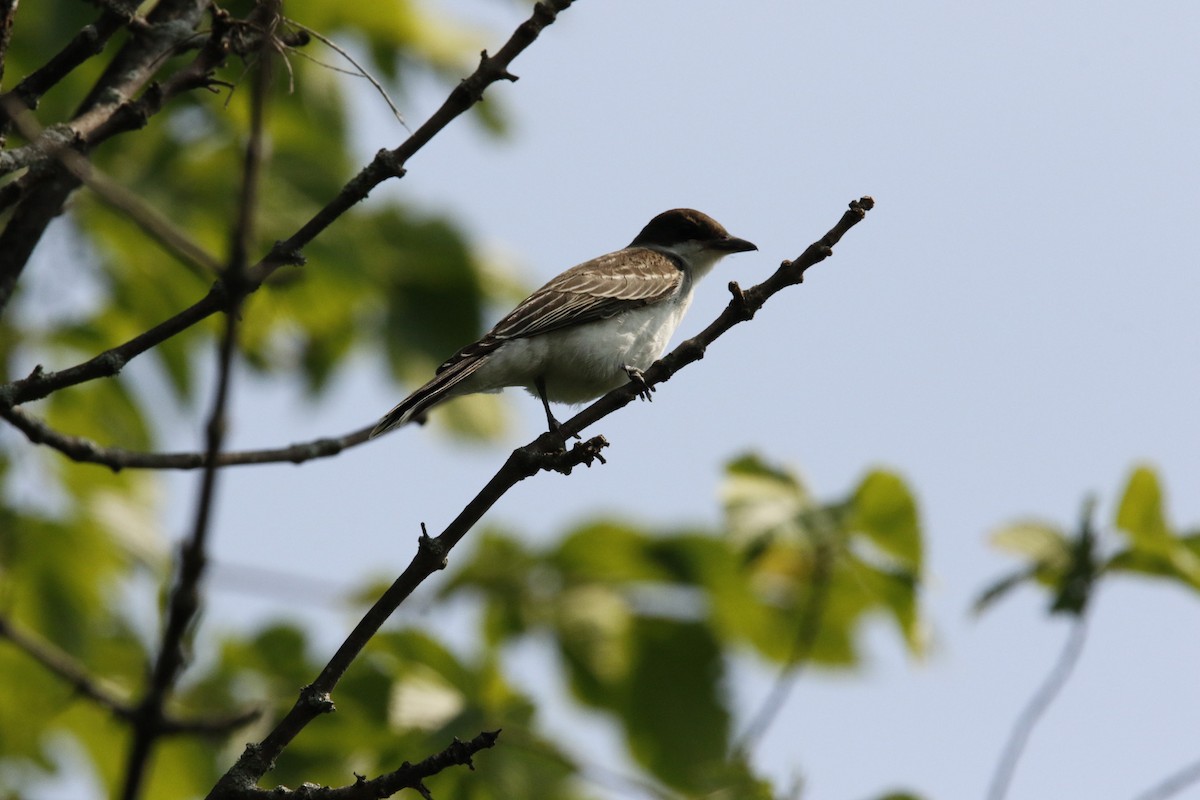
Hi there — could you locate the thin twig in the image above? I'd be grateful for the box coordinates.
[0,404,373,469]
[208,196,874,795]
[0,613,261,736]
[986,615,1090,800]
[559,197,875,438]
[0,0,214,318]
[159,707,264,738]
[0,5,205,178]
[0,7,144,136]
[119,8,276,797]
[285,18,409,131]
[0,613,136,716]
[212,434,609,795]
[1131,755,1200,800]
[0,95,223,278]
[1,0,573,407]
[211,730,501,800]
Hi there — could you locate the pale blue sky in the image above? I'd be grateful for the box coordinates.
[159,2,1200,798]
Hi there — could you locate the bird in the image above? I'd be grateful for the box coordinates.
[370,208,757,438]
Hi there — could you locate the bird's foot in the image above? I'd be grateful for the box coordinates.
[535,376,580,442]
[623,364,655,402]
[547,416,582,441]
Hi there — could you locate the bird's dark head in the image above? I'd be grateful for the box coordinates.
[629,208,757,254]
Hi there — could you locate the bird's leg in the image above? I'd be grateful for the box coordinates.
[535,377,579,439]
[623,364,655,402]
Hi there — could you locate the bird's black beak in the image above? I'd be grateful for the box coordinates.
[711,235,757,254]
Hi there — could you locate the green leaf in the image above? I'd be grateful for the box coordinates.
[44,374,152,452]
[554,584,634,709]
[551,520,668,584]
[982,515,1100,614]
[0,646,89,774]
[849,469,922,570]
[1110,467,1200,590]
[724,452,810,506]
[811,552,924,664]
[622,618,729,791]
[1116,465,1169,543]
[0,511,133,649]
[139,736,223,800]
[1107,539,1200,592]
[367,214,486,357]
[718,455,927,664]
[442,530,541,646]
[722,453,819,573]
[989,521,1071,573]
[973,566,1039,615]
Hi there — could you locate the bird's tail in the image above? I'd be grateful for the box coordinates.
[369,355,488,438]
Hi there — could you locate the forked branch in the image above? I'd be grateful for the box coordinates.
[208,197,875,796]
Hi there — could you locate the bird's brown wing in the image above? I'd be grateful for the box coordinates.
[435,247,683,373]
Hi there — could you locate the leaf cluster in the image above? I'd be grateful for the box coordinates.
[444,454,925,796]
[3,0,512,440]
[977,465,1200,616]
[1,0,521,796]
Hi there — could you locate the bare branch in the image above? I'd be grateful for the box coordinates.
[0,612,136,716]
[285,19,409,132]
[0,613,260,737]
[1,95,223,278]
[0,403,374,469]
[159,706,264,738]
[0,6,146,136]
[211,730,500,800]
[215,434,608,792]
[559,196,876,438]
[0,0,213,317]
[209,197,875,794]
[119,7,277,797]
[1,0,577,407]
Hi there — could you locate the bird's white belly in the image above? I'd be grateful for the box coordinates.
[466,295,693,404]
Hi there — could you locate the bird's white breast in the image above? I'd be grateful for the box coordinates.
[465,289,694,404]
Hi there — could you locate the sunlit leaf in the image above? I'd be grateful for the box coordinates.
[555,583,634,709]
[1116,465,1168,544]
[1109,467,1200,590]
[849,469,921,569]
[551,520,669,583]
[722,453,815,564]
[989,521,1071,572]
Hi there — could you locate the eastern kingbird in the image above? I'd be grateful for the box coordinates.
[370,208,756,438]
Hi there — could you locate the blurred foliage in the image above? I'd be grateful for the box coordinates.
[444,454,925,795]
[3,0,513,432]
[188,627,586,799]
[4,5,1198,800]
[2,429,928,798]
[977,464,1200,616]
[1,0,523,797]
